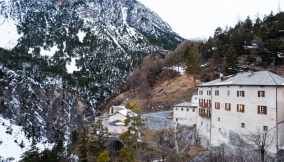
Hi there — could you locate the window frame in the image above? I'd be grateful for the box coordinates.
[225,103,231,111]
[258,91,265,97]
[257,105,267,115]
[263,126,268,131]
[237,90,245,97]
[237,104,245,113]
[227,90,230,97]
[207,90,212,96]
[215,90,219,96]
[215,102,221,110]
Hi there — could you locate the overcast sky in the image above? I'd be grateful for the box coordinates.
[138,0,283,40]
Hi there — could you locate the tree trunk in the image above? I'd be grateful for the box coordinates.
[261,149,265,162]
[174,123,179,153]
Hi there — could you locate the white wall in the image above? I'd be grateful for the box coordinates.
[197,87,212,146]
[173,105,197,127]
[277,87,284,150]
[197,86,280,153]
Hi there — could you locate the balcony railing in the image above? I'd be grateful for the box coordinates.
[199,108,211,118]
[199,102,211,108]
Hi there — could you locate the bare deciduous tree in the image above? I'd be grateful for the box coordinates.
[247,130,274,162]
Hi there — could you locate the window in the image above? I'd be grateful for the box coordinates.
[263,126,268,131]
[181,108,184,111]
[258,91,265,97]
[237,91,245,97]
[175,107,178,111]
[215,90,219,96]
[227,90,230,96]
[207,99,212,108]
[207,90,212,96]
[176,118,178,122]
[225,103,231,111]
[186,108,189,112]
[241,123,245,128]
[215,102,220,110]
[199,90,203,95]
[201,99,211,108]
[237,104,245,113]
[257,106,267,115]
[217,117,221,121]
[192,108,195,112]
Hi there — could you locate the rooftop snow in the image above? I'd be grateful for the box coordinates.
[200,71,284,87]
[174,102,196,107]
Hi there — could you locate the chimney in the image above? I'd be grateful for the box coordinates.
[248,70,254,77]
[219,73,224,81]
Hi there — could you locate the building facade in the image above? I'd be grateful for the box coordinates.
[173,102,198,127]
[196,71,284,153]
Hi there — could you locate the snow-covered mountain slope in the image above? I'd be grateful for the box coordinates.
[0,0,183,107]
[0,60,94,151]
[0,16,21,50]
[0,116,53,161]
[0,0,183,158]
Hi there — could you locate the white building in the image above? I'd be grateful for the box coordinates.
[197,71,284,153]
[102,105,137,135]
[173,95,198,127]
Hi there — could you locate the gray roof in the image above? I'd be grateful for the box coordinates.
[174,102,197,108]
[199,71,284,87]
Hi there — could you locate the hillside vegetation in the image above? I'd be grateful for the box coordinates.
[106,12,284,112]
[199,12,284,80]
[104,41,201,112]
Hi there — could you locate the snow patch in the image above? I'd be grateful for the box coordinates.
[66,57,81,74]
[43,77,63,87]
[105,29,126,53]
[0,116,53,161]
[77,30,86,42]
[0,16,22,50]
[40,46,58,57]
[121,7,128,25]
[166,66,186,75]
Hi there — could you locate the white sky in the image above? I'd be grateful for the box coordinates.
[138,0,283,40]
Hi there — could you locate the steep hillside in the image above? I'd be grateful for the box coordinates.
[0,0,182,106]
[0,0,183,159]
[108,67,196,112]
[0,116,53,161]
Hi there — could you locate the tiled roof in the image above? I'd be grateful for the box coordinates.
[199,71,284,87]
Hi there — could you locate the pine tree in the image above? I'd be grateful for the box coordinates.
[97,150,111,162]
[87,119,110,161]
[184,44,201,86]
[185,45,201,75]
[118,147,135,162]
[77,128,89,162]
[20,140,40,162]
[224,46,238,75]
